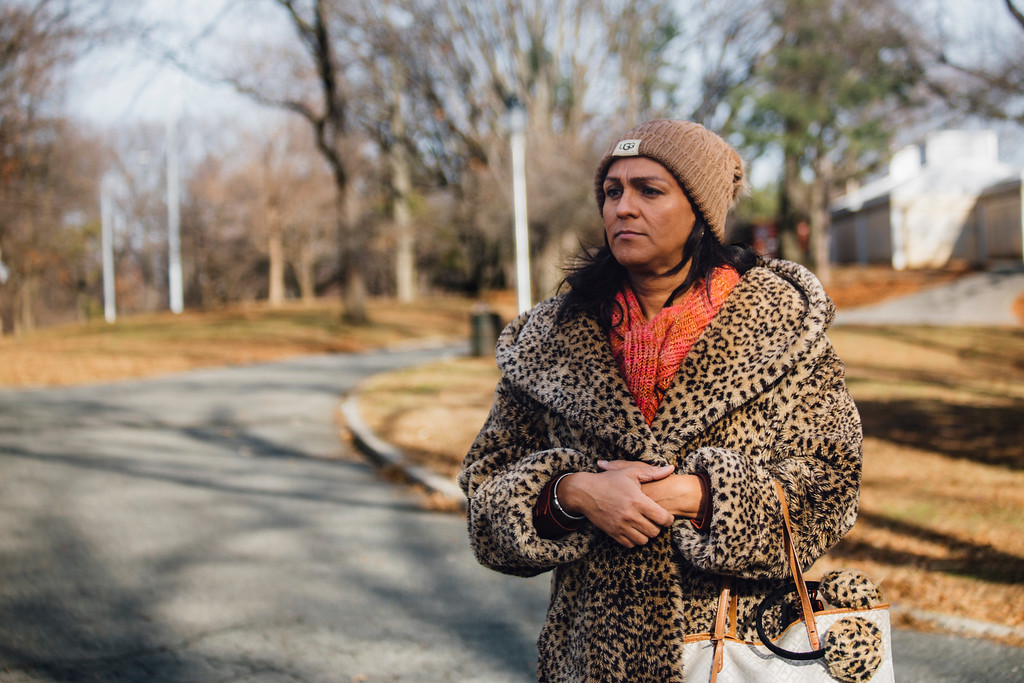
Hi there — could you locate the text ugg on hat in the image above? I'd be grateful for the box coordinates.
[594,119,746,241]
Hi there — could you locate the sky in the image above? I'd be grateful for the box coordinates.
[66,0,1024,184]
[69,0,263,128]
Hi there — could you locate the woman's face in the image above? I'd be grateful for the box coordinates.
[601,157,696,277]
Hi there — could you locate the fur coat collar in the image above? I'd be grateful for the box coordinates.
[495,259,835,463]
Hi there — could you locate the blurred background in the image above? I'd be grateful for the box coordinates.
[1,0,1022,332]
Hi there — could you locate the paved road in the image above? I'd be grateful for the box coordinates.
[1,348,1022,682]
[836,267,1024,326]
[0,347,547,682]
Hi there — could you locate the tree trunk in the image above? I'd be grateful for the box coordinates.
[0,298,12,336]
[267,207,286,307]
[390,61,416,303]
[296,242,316,305]
[612,1,643,125]
[810,155,833,287]
[393,182,416,302]
[338,181,367,323]
[777,149,807,264]
[536,227,578,300]
[271,0,366,322]
[18,275,35,333]
[1007,0,1024,30]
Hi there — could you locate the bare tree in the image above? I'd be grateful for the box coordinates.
[0,0,102,332]
[181,151,266,308]
[355,2,420,302]
[176,114,336,308]
[680,0,773,129]
[412,0,774,297]
[602,0,683,125]
[411,0,624,298]
[266,1,368,320]
[169,1,369,320]
[253,118,335,305]
[923,0,1024,126]
[107,123,176,314]
[145,0,782,308]
[1007,0,1024,29]
[281,174,334,304]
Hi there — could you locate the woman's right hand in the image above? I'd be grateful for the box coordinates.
[555,463,675,548]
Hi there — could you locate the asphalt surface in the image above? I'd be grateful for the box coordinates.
[1,337,1022,681]
[0,346,547,682]
[835,267,1024,326]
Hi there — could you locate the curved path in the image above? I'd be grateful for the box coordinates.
[0,348,1020,681]
[835,268,1024,326]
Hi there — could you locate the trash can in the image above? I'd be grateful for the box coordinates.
[469,305,502,357]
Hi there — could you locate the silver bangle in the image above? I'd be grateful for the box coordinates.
[552,473,586,521]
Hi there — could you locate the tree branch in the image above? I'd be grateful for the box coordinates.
[1007,0,1024,31]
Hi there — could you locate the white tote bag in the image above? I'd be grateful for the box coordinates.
[683,600,894,682]
[683,482,894,682]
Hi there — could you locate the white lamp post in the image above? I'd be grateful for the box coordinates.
[508,98,532,313]
[100,172,116,323]
[166,75,184,315]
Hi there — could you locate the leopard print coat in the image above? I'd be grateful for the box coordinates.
[458,259,863,682]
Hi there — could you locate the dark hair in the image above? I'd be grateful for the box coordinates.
[558,214,758,330]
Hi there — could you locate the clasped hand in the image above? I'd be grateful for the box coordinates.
[556,460,701,548]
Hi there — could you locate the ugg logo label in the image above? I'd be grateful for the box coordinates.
[612,139,642,156]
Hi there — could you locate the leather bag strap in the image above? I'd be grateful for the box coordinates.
[728,592,739,639]
[709,580,731,683]
[773,480,822,651]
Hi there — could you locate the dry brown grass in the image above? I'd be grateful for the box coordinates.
[356,357,501,480]
[821,326,1024,639]
[0,297,474,388]
[824,265,971,309]
[357,327,1024,641]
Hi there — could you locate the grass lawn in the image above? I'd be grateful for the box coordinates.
[0,298,474,388]
[355,325,1024,641]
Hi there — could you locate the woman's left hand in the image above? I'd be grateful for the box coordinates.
[598,460,706,521]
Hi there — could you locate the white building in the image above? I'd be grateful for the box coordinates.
[831,130,1024,269]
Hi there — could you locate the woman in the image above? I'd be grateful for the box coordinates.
[457,119,862,681]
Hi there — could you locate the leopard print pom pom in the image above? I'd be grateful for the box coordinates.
[823,616,884,683]
[819,569,884,610]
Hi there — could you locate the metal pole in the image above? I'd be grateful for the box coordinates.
[509,102,531,313]
[166,77,184,314]
[100,173,116,324]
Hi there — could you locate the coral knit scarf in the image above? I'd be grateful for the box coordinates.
[609,267,741,424]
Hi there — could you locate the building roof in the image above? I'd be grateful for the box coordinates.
[832,130,1022,214]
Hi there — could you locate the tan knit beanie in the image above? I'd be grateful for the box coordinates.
[593,119,746,240]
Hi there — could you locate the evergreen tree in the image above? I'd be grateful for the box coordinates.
[735,0,922,282]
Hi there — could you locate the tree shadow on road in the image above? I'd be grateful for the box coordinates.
[0,510,200,681]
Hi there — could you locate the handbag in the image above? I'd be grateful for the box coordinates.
[682,481,894,683]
